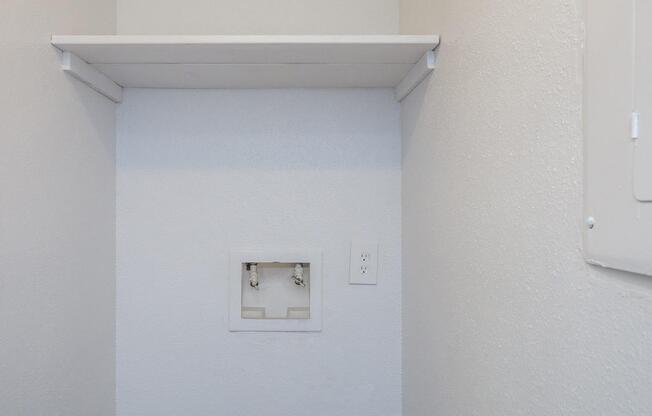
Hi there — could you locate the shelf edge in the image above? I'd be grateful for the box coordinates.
[51,34,440,47]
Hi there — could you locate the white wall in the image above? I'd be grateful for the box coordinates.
[0,1,116,415]
[400,0,652,415]
[116,89,402,416]
[117,0,399,35]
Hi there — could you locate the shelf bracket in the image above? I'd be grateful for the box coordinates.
[61,52,123,103]
[395,50,436,102]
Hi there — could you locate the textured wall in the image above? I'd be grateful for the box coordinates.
[116,88,402,416]
[117,0,399,34]
[400,0,652,415]
[0,1,116,415]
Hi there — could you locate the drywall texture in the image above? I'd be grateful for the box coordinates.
[116,89,402,416]
[117,0,398,34]
[0,1,116,415]
[400,0,652,415]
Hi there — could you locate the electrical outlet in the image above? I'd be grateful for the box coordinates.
[350,242,378,285]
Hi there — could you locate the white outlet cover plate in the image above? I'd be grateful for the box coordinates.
[350,242,378,285]
[229,249,322,332]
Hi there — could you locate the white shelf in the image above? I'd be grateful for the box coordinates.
[51,35,439,103]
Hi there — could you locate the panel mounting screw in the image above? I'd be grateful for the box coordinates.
[585,217,596,229]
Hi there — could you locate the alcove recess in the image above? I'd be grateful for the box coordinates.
[51,35,440,103]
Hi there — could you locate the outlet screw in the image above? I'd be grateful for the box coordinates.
[586,217,596,229]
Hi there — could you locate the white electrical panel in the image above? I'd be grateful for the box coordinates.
[229,249,322,332]
[633,0,652,202]
[585,1,652,276]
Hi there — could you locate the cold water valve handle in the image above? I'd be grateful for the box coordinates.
[292,263,305,287]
